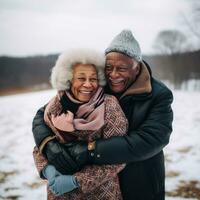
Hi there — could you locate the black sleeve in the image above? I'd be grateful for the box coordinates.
[92,89,173,164]
[32,106,82,174]
[32,105,54,147]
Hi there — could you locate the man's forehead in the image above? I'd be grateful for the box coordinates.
[106,52,135,64]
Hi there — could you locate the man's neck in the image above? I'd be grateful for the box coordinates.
[104,85,123,99]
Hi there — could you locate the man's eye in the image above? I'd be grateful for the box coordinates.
[105,65,112,70]
[118,67,128,72]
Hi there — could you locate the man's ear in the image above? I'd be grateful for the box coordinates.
[135,62,141,76]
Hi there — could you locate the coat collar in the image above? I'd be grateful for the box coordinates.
[120,61,152,99]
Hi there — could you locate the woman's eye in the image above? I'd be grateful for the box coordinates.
[90,78,98,82]
[78,77,85,81]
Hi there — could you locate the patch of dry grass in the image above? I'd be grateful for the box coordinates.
[166,170,180,177]
[166,180,200,199]
[0,171,18,184]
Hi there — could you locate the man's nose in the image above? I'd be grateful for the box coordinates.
[110,68,119,78]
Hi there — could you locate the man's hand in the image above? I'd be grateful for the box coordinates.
[65,141,90,166]
[49,175,79,196]
[44,140,81,174]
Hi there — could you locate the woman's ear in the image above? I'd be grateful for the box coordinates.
[67,80,72,89]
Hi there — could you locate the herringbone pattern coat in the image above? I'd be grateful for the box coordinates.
[33,95,128,200]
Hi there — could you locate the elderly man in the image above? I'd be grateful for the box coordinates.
[33,29,173,200]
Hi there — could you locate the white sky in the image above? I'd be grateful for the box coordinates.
[0,0,194,56]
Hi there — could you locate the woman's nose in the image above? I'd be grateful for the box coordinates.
[83,79,92,87]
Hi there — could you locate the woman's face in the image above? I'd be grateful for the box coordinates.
[71,64,99,102]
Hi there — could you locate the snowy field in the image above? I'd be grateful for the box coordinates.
[0,89,200,200]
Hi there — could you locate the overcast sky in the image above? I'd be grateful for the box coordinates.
[0,0,195,56]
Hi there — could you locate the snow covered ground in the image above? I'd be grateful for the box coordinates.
[0,89,200,200]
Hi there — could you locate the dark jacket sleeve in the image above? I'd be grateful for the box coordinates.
[92,88,173,164]
[32,106,54,147]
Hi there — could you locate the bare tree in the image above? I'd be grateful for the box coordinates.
[182,0,200,40]
[153,30,189,55]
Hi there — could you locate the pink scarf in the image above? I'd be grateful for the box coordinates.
[51,87,105,132]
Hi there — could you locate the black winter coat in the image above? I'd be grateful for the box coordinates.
[92,63,173,200]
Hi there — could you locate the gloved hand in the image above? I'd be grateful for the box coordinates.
[42,165,61,184]
[49,174,79,196]
[66,141,90,167]
[44,140,81,174]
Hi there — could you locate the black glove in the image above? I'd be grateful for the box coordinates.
[43,140,81,175]
[66,141,90,167]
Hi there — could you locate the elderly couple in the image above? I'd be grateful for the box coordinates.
[32,29,173,200]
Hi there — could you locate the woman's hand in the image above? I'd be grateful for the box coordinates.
[42,165,79,196]
[42,165,61,184]
[49,174,79,196]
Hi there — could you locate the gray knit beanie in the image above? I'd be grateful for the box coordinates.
[105,29,142,62]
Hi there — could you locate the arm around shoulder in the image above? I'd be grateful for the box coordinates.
[32,105,54,148]
[32,105,84,175]
[92,87,173,164]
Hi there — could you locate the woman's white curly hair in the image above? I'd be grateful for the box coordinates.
[50,48,106,90]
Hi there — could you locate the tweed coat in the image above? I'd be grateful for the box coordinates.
[33,94,128,200]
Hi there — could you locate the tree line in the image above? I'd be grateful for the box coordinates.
[0,50,200,94]
[145,50,200,89]
[0,54,57,92]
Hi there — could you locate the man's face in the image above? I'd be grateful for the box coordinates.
[105,52,140,94]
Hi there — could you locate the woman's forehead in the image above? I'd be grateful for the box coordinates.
[73,64,97,75]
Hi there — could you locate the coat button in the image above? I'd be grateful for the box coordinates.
[90,152,94,157]
[97,154,100,158]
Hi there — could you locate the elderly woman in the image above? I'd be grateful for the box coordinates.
[33,48,128,200]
